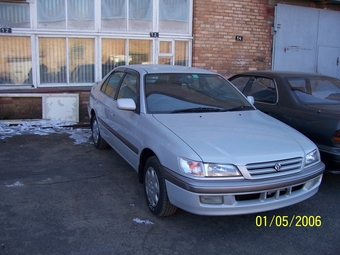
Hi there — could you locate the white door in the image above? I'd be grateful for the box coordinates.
[272,4,319,72]
[317,9,340,79]
[272,4,340,79]
[317,47,340,78]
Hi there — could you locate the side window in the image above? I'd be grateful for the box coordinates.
[117,73,138,104]
[100,71,124,98]
[246,77,277,104]
[287,78,308,93]
[229,76,252,92]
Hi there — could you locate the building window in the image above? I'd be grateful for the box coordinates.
[101,0,127,31]
[129,0,152,31]
[158,40,189,65]
[1,0,192,87]
[38,37,95,84]
[69,38,95,83]
[0,2,30,28]
[159,0,190,34]
[129,39,152,64]
[68,0,94,30]
[39,38,66,83]
[0,37,31,85]
[37,0,94,30]
[37,0,66,29]
[175,40,189,66]
[102,39,127,78]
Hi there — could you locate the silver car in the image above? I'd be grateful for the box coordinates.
[88,65,325,216]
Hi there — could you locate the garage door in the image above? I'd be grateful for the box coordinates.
[272,4,340,79]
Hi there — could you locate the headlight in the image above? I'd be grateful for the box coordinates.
[305,149,320,166]
[179,157,204,176]
[178,157,241,177]
[204,163,241,177]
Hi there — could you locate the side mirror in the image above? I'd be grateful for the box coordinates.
[247,96,255,105]
[117,98,136,111]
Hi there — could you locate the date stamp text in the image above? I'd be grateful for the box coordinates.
[255,215,322,227]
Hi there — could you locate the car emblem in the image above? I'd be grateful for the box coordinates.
[274,163,282,172]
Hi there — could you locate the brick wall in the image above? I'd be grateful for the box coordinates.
[193,0,274,78]
[79,91,90,122]
[0,97,42,120]
[192,0,340,78]
[0,89,91,123]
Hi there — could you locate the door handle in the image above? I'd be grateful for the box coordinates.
[337,57,339,66]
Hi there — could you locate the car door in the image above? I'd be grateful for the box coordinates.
[274,77,310,133]
[96,70,125,142]
[106,70,141,170]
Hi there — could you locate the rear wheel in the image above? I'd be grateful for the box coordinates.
[91,115,109,150]
[144,156,177,216]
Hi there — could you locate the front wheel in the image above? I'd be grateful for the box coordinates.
[144,156,177,217]
[91,114,109,150]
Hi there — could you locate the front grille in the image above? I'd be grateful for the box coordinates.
[246,157,303,179]
[235,184,304,202]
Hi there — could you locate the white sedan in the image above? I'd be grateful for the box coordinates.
[88,64,325,216]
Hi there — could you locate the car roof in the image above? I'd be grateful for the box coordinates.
[118,64,217,75]
[230,70,336,79]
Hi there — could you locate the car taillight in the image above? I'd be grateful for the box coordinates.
[332,130,340,142]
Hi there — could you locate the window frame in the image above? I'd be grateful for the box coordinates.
[116,69,140,113]
[0,0,193,88]
[100,70,125,99]
[243,76,278,105]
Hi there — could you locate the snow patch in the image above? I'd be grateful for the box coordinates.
[133,218,155,225]
[6,181,24,187]
[0,120,91,145]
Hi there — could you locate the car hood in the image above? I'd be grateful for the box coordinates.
[153,110,313,164]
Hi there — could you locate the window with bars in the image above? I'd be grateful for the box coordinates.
[0,37,32,85]
[0,0,192,87]
[38,37,95,84]
[0,2,30,28]
[159,0,189,34]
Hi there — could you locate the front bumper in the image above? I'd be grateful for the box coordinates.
[164,161,325,216]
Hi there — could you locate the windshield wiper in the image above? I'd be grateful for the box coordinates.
[227,105,254,112]
[171,107,226,114]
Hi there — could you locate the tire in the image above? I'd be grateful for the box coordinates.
[91,115,109,150]
[144,156,177,217]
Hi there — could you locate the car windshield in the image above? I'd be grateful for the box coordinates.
[145,73,253,114]
[288,76,340,104]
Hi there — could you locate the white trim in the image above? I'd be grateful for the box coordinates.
[0,93,43,97]
[94,0,101,32]
[95,36,100,82]
[66,37,70,85]
[29,0,36,30]
[31,35,37,88]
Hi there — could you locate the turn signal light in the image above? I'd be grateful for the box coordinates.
[332,130,340,142]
